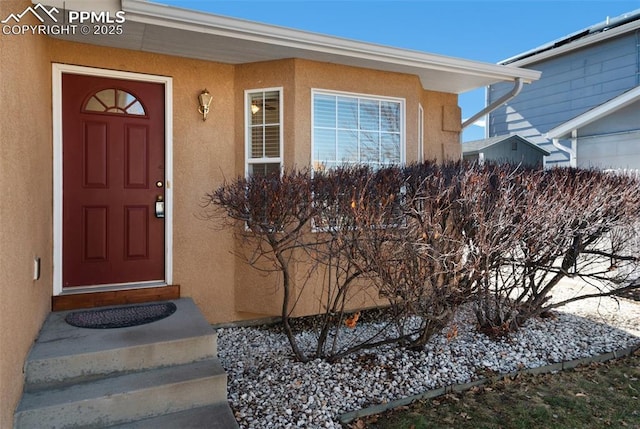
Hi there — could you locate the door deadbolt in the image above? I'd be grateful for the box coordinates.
[155,195,165,218]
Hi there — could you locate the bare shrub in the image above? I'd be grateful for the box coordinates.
[206,162,640,359]
[207,169,316,360]
[351,163,480,349]
[466,166,640,335]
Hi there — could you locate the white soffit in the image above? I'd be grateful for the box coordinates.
[39,0,540,94]
[546,85,640,139]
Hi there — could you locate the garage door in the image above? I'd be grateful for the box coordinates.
[577,130,640,169]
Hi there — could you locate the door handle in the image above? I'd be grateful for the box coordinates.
[155,195,165,218]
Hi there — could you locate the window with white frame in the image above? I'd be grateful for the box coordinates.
[246,88,282,176]
[418,103,424,162]
[312,90,404,170]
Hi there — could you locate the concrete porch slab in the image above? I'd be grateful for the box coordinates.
[15,298,238,428]
[25,298,217,388]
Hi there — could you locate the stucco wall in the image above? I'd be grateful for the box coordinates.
[0,1,54,426]
[232,59,462,317]
[48,39,248,324]
[0,25,464,423]
[234,59,297,173]
[47,41,462,322]
[422,91,462,161]
[292,59,424,166]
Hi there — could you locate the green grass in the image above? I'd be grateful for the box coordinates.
[351,348,640,429]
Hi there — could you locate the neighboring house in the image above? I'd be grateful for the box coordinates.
[0,0,539,425]
[487,9,640,169]
[462,134,550,167]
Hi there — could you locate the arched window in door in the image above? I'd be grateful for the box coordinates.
[83,88,146,116]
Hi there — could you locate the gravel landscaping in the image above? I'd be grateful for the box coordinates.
[217,280,640,429]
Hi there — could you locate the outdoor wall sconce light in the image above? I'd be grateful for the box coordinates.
[198,89,213,121]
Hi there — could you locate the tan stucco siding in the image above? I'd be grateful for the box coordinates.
[234,59,297,174]
[48,40,246,324]
[292,59,424,167]
[422,90,462,161]
[233,58,431,169]
[0,2,53,427]
[232,59,460,317]
[1,23,464,425]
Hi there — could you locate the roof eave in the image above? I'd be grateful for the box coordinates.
[36,0,540,93]
[124,0,540,88]
[501,18,640,67]
[546,85,640,139]
[463,135,551,156]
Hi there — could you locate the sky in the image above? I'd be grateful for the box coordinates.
[161,0,640,141]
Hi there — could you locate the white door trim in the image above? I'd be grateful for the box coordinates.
[52,63,174,295]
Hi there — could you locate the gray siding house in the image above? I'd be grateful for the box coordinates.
[462,135,550,167]
[487,10,640,169]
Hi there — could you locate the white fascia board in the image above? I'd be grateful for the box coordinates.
[34,0,122,13]
[546,85,640,139]
[122,0,540,85]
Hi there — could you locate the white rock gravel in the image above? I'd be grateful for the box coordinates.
[217,279,639,429]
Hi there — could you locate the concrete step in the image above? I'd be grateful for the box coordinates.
[107,404,239,428]
[15,358,228,429]
[24,298,217,390]
[15,298,238,429]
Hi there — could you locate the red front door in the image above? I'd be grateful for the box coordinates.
[62,74,165,287]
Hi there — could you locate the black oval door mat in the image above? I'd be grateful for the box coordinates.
[65,302,177,329]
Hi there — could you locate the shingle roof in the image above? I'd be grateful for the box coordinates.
[501,9,640,66]
[462,135,550,156]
